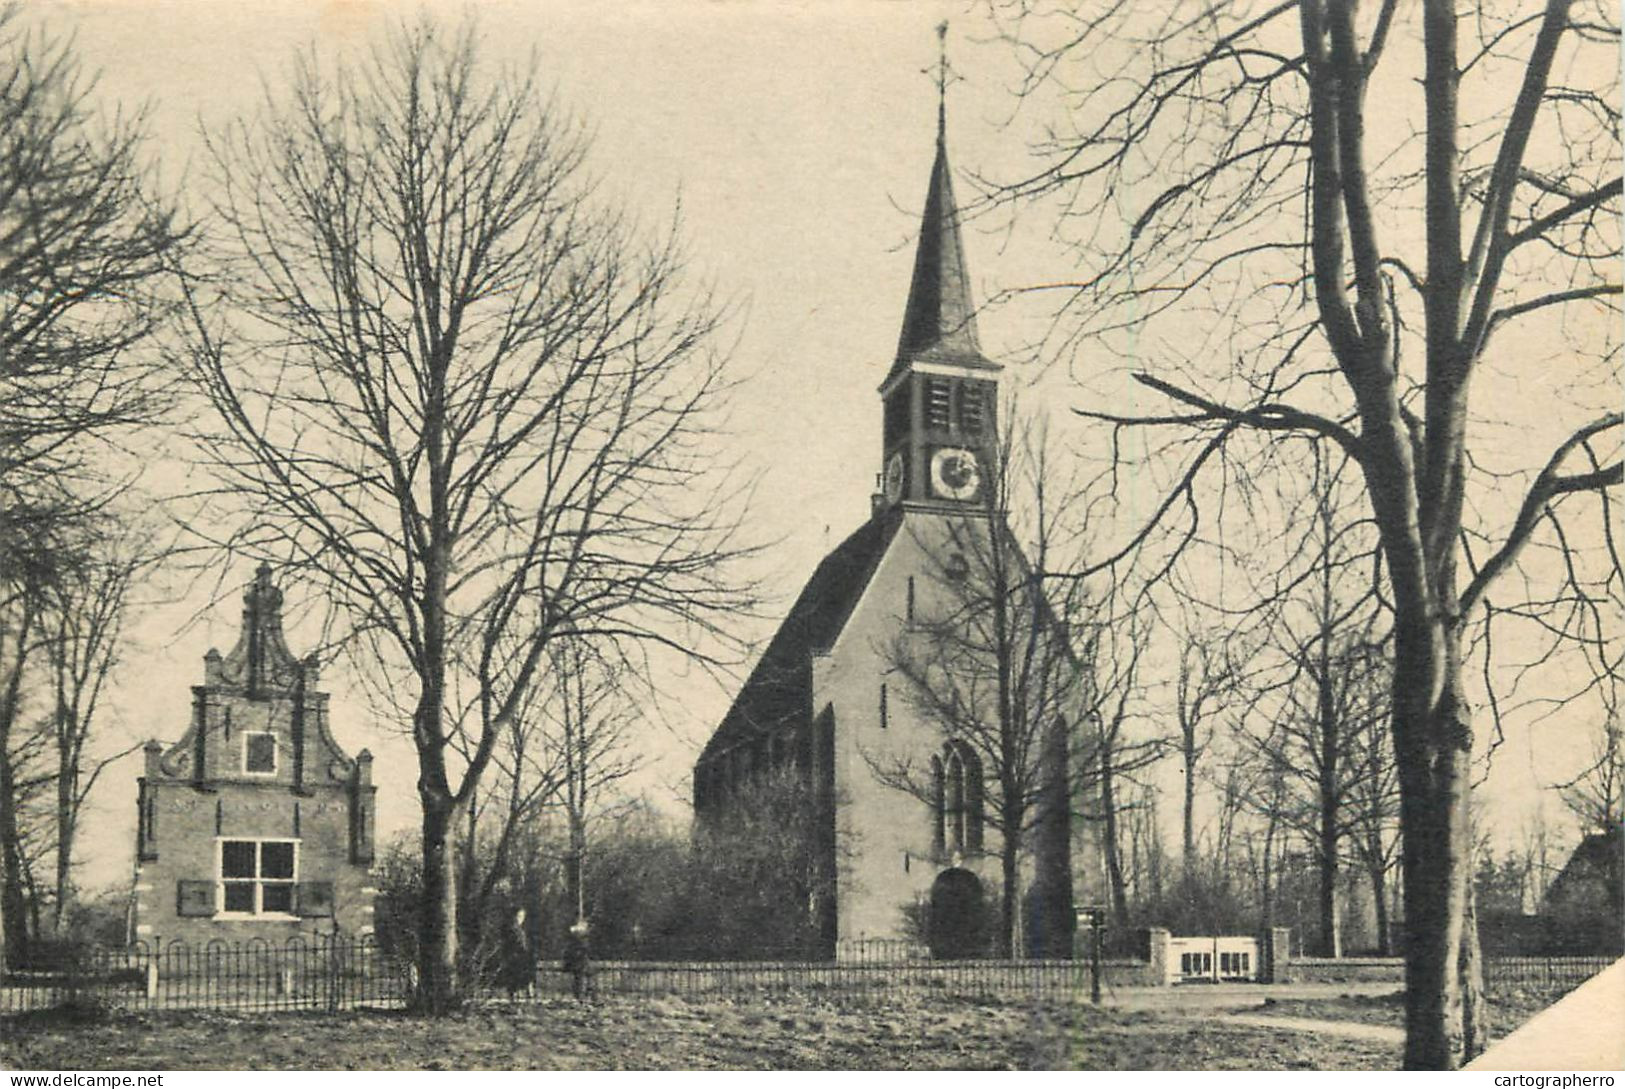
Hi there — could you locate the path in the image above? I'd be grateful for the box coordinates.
[1098,979,1399,1013]
[1218,1012,1404,1043]
[1094,980,1407,1045]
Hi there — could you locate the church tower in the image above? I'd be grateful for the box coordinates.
[876,56,1001,514]
[695,32,1085,958]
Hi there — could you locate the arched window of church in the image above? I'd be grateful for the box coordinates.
[962,745,985,852]
[946,748,965,854]
[942,740,984,856]
[930,755,945,858]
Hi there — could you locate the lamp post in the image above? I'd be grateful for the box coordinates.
[1075,906,1105,1004]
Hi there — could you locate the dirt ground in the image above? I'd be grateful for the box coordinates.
[5,978,1584,1071]
[2,993,1403,1071]
[1256,980,1585,1038]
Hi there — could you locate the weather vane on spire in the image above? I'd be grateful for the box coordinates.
[926,20,962,140]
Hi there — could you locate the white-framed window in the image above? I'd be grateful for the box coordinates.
[242,731,278,775]
[217,837,298,916]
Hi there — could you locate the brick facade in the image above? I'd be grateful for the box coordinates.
[132,565,377,945]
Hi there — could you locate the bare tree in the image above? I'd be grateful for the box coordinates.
[1083,598,1163,933]
[1170,621,1235,892]
[993,0,1620,1066]
[1,510,156,960]
[0,4,182,964]
[1557,713,1623,834]
[0,553,51,962]
[1346,702,1402,955]
[446,637,639,984]
[543,637,642,945]
[0,4,183,511]
[179,20,754,1012]
[38,523,158,935]
[1232,459,1393,957]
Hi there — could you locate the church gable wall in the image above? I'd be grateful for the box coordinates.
[820,512,1016,943]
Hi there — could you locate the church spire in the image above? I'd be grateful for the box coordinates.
[889,22,997,382]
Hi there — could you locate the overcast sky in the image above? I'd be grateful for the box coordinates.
[27,0,1609,892]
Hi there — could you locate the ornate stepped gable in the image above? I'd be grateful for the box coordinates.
[152,564,359,789]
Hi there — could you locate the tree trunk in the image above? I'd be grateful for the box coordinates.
[1369,854,1392,957]
[1395,639,1479,1068]
[1460,879,1488,1058]
[1100,750,1130,930]
[0,753,28,964]
[1261,806,1278,936]
[54,757,77,936]
[1318,813,1341,957]
[1317,589,1341,957]
[0,603,34,963]
[1181,746,1196,891]
[455,796,481,976]
[999,826,1019,959]
[417,799,459,1014]
[566,813,586,925]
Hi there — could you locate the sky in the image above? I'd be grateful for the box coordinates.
[20,0,1614,894]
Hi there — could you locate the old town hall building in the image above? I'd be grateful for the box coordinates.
[694,96,1088,958]
[133,565,377,943]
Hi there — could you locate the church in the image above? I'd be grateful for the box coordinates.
[694,84,1090,959]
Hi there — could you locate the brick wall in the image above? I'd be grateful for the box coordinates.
[133,775,375,946]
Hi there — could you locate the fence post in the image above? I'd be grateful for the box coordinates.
[1261,927,1292,983]
[1145,928,1171,986]
[326,935,339,1012]
[145,951,159,1001]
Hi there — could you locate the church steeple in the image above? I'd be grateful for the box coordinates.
[891,134,988,371]
[875,26,1002,516]
[886,26,998,383]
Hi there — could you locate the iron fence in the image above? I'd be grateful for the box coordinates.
[0,936,413,1015]
[1482,955,1615,990]
[0,936,1613,1016]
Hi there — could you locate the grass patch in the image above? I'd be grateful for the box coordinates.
[2,994,1397,1071]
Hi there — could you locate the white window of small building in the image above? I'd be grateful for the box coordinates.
[242,731,278,775]
[218,838,298,916]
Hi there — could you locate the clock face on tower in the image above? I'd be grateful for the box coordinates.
[883,452,905,505]
[929,447,981,501]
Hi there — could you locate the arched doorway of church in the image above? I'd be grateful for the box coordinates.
[928,867,987,959]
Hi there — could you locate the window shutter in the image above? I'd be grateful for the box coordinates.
[176,879,216,917]
[296,880,336,917]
